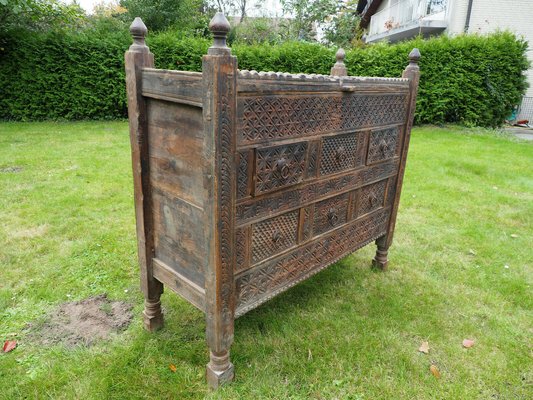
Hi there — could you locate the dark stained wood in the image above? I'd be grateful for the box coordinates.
[125,12,420,390]
[125,18,164,332]
[152,258,206,312]
[142,68,203,107]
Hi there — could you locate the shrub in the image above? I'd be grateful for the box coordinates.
[0,29,528,126]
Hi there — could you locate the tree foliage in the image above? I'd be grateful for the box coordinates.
[118,0,209,33]
[0,0,85,32]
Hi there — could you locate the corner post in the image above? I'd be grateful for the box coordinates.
[125,18,164,330]
[373,48,421,270]
[202,12,237,389]
[330,48,348,77]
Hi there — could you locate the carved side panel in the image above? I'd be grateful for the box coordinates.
[312,193,350,236]
[255,142,307,195]
[367,127,400,165]
[236,208,390,313]
[251,210,299,264]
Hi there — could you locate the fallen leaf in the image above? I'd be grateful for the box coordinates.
[3,340,17,353]
[462,339,475,348]
[430,364,441,379]
[169,364,177,372]
[418,341,430,354]
[510,234,518,238]
[308,348,312,361]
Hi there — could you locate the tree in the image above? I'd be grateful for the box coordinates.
[322,0,361,47]
[0,0,85,32]
[280,0,339,41]
[119,0,206,32]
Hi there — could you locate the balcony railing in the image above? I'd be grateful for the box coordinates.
[368,0,447,36]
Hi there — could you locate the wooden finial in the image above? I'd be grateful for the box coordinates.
[408,48,421,65]
[402,48,421,80]
[331,48,347,77]
[129,17,148,51]
[208,12,231,55]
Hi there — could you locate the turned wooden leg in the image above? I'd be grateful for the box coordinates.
[206,349,235,389]
[143,295,164,332]
[372,235,389,270]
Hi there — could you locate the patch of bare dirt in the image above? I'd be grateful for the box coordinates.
[28,294,133,347]
[0,166,23,173]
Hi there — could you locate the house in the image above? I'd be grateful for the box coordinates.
[357,0,533,122]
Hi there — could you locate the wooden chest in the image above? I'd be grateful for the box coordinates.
[125,13,420,389]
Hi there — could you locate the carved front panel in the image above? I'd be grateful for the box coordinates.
[251,210,299,264]
[236,159,399,225]
[239,95,339,143]
[319,133,363,176]
[255,142,308,195]
[236,208,390,313]
[341,95,407,131]
[238,93,408,145]
[355,179,387,218]
[367,127,401,165]
[312,193,350,236]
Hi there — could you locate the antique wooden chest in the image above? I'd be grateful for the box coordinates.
[125,12,420,388]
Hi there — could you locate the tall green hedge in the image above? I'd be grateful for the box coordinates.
[0,30,528,126]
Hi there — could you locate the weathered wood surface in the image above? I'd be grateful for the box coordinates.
[125,12,420,389]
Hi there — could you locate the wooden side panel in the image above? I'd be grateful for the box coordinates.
[142,69,203,106]
[147,99,205,207]
[152,190,207,286]
[147,98,207,287]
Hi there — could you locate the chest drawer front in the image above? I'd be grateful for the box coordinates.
[255,142,308,195]
[355,179,387,217]
[367,127,401,165]
[319,133,363,176]
[313,192,350,236]
[251,210,299,264]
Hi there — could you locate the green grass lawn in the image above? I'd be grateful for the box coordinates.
[0,122,531,399]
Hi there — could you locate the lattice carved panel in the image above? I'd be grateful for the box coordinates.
[319,133,360,176]
[312,193,350,236]
[238,94,408,144]
[356,180,387,217]
[251,210,299,264]
[367,127,400,164]
[255,142,307,195]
